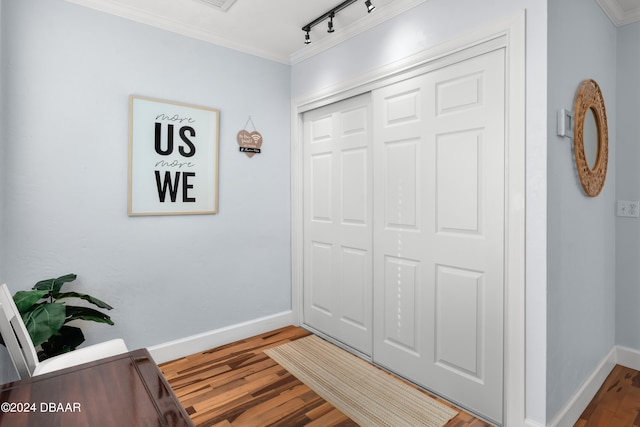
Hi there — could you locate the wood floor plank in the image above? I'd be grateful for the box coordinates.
[576,364,640,427]
[161,326,640,426]
[304,403,358,427]
[160,326,491,426]
[610,388,640,426]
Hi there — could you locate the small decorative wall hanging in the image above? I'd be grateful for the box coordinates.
[128,96,219,216]
[237,116,263,158]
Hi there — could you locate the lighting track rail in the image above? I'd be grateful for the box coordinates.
[302,0,375,44]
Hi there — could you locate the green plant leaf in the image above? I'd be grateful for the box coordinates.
[22,303,66,347]
[64,306,114,325]
[38,326,85,360]
[18,274,116,359]
[33,273,77,294]
[54,292,113,310]
[13,290,49,312]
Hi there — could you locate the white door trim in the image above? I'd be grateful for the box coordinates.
[291,11,525,426]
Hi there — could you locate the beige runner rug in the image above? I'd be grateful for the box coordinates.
[265,335,458,427]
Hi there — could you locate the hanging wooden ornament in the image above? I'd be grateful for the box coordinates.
[237,116,262,158]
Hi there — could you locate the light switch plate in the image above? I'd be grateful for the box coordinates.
[557,109,574,138]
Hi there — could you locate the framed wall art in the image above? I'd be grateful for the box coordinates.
[128,96,220,216]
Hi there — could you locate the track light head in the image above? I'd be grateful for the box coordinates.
[365,0,375,13]
[328,13,335,33]
[304,29,311,44]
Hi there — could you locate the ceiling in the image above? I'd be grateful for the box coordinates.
[596,0,640,26]
[62,0,640,64]
[64,0,426,64]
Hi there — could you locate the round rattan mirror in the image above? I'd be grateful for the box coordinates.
[573,79,608,197]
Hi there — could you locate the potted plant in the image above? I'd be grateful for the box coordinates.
[13,273,116,360]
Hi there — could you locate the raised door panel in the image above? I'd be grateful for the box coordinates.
[303,93,373,356]
[373,49,505,424]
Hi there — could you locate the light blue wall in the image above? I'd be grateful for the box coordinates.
[616,22,640,350]
[0,0,633,424]
[547,0,617,421]
[0,0,4,280]
[0,0,291,379]
[0,0,16,384]
[292,0,549,423]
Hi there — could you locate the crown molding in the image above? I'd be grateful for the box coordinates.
[289,0,427,64]
[596,0,640,26]
[65,0,427,65]
[64,0,293,63]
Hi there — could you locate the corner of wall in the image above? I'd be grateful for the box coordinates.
[616,345,640,371]
[547,347,616,427]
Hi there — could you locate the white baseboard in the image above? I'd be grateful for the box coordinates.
[147,311,296,364]
[544,344,640,427]
[615,345,640,371]
[547,346,617,427]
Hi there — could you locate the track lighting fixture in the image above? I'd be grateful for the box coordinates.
[365,0,375,13]
[301,0,375,44]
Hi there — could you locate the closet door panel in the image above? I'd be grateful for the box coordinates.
[373,49,506,424]
[303,93,373,356]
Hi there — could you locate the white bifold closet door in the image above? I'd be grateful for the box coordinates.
[303,47,506,423]
[303,93,373,356]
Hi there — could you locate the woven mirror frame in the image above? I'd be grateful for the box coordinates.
[573,79,608,197]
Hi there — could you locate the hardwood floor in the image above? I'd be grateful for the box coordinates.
[161,328,640,426]
[575,364,640,427]
[159,326,491,427]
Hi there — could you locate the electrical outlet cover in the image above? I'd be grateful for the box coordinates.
[617,200,640,218]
